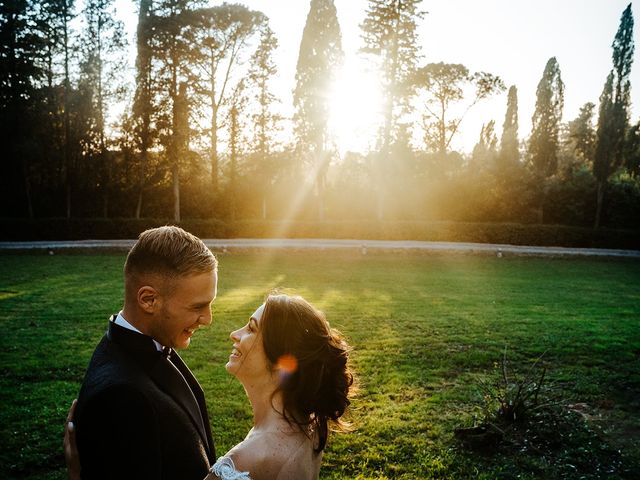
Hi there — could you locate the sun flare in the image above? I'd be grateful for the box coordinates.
[328,61,383,155]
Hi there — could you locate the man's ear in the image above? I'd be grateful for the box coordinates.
[138,286,159,313]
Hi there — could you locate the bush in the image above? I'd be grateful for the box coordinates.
[1,218,638,249]
[0,218,228,241]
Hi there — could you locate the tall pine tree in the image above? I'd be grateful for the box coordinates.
[528,57,564,222]
[593,74,615,228]
[498,85,519,169]
[360,0,423,219]
[567,102,596,166]
[611,3,634,165]
[360,0,423,154]
[529,57,564,180]
[293,0,343,220]
[593,4,634,228]
[132,0,153,219]
[80,0,126,217]
[0,0,44,216]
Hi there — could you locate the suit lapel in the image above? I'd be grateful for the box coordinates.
[169,352,215,461]
[149,355,211,454]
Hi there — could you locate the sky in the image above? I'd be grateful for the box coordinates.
[112,0,640,154]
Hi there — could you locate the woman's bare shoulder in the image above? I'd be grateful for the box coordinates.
[228,430,319,480]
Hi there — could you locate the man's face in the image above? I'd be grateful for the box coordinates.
[151,270,218,349]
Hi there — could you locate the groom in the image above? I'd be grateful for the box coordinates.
[73,226,218,479]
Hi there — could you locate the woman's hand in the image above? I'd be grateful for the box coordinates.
[63,399,81,480]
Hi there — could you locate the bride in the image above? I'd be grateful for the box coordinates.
[65,293,356,479]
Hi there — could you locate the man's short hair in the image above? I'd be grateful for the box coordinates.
[124,226,217,279]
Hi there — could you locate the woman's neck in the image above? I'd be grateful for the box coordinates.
[242,375,283,429]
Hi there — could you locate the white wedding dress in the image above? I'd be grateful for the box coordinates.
[210,456,252,480]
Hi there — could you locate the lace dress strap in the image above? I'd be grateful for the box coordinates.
[210,456,252,480]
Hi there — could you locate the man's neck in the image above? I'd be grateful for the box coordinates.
[117,309,164,351]
[120,306,148,335]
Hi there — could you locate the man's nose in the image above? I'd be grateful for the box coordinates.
[199,306,213,326]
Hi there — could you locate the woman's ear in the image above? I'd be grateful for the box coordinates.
[138,285,159,313]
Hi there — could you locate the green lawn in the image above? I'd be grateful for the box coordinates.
[1,251,639,479]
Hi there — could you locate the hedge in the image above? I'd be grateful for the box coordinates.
[1,218,638,250]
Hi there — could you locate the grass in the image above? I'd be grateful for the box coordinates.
[0,250,639,479]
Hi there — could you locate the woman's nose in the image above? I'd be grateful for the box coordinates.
[230,328,241,342]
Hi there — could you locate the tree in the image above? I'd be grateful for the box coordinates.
[413,62,505,155]
[498,85,519,169]
[611,3,634,166]
[79,0,126,217]
[193,4,265,193]
[293,0,343,220]
[132,0,153,219]
[360,0,424,153]
[567,102,596,166]
[625,120,640,177]
[593,74,616,228]
[226,80,248,221]
[529,57,564,180]
[361,0,424,220]
[471,120,498,169]
[0,0,45,217]
[172,82,190,222]
[151,0,204,221]
[593,4,634,228]
[247,22,281,219]
[59,0,76,218]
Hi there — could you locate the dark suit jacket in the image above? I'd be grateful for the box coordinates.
[75,318,215,480]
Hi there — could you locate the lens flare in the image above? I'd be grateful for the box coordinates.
[277,354,298,376]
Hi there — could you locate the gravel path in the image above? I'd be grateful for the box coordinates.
[1,238,639,258]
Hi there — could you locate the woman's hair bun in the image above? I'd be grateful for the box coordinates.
[260,294,356,452]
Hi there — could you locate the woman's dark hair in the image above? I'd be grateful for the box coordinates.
[260,294,355,452]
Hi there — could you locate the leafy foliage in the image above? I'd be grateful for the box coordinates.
[413,62,505,155]
[529,57,564,180]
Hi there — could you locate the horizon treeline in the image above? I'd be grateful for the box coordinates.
[1,0,638,229]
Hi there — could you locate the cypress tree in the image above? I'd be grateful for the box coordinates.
[529,57,564,180]
[498,85,519,169]
[293,0,343,220]
[593,4,634,228]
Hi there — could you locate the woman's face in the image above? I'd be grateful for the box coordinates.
[226,304,270,382]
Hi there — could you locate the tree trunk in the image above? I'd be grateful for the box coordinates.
[102,151,109,218]
[134,0,152,220]
[135,189,143,219]
[63,7,72,219]
[594,180,605,229]
[173,163,180,222]
[135,150,146,219]
[22,157,34,218]
[210,102,218,192]
[317,176,325,222]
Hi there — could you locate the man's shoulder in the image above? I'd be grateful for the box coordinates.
[80,332,151,396]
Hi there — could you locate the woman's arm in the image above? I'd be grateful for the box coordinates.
[63,399,80,480]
